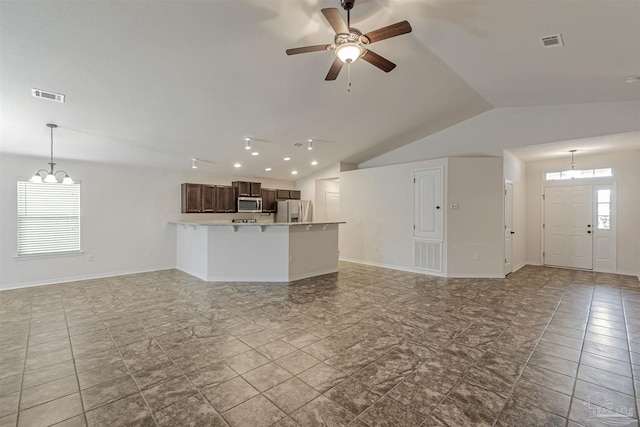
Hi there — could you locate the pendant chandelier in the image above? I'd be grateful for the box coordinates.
[29,124,74,184]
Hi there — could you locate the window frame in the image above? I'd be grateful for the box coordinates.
[16,180,82,258]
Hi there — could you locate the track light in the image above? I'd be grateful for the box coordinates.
[192,158,198,169]
[307,139,313,150]
[245,137,251,150]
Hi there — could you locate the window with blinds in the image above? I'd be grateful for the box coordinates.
[17,181,80,256]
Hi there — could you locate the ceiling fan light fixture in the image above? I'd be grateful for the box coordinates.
[336,43,362,63]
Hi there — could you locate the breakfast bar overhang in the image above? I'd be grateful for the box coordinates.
[172,222,344,282]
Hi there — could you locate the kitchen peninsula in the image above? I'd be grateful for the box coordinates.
[173,221,344,282]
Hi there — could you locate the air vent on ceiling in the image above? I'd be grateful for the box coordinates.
[540,34,564,48]
[32,88,65,103]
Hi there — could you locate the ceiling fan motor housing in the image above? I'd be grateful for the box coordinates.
[341,0,355,11]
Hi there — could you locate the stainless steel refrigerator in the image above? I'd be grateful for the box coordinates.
[276,200,312,223]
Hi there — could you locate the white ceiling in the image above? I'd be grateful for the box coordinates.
[1,0,639,181]
[507,131,640,162]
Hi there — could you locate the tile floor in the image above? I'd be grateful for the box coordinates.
[1,262,639,427]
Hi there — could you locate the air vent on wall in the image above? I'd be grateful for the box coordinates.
[32,88,65,103]
[540,34,564,48]
[414,240,442,272]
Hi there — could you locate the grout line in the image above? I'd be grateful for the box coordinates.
[621,286,640,423]
[14,291,35,427]
[62,289,91,427]
[490,270,576,426]
[563,281,596,427]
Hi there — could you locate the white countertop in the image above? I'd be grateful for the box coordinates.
[170,221,345,227]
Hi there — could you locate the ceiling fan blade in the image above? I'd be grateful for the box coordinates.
[286,45,331,55]
[361,49,396,72]
[321,8,349,34]
[325,57,344,81]
[364,20,412,43]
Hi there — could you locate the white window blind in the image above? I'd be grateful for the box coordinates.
[17,181,80,256]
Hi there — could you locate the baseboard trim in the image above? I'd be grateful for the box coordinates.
[339,258,504,278]
[340,257,447,277]
[0,266,176,291]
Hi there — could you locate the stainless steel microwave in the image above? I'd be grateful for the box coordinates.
[237,197,262,213]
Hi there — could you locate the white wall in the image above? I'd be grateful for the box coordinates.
[295,163,341,202]
[524,150,640,276]
[360,101,640,168]
[314,179,341,223]
[340,157,505,277]
[0,153,296,289]
[503,150,527,271]
[446,157,504,277]
[340,158,446,271]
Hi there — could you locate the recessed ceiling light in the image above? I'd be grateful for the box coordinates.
[234,163,241,168]
[265,167,272,171]
[284,157,291,161]
[251,152,259,156]
[311,161,318,166]
[291,170,298,175]
[626,76,640,83]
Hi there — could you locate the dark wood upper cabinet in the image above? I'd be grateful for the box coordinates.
[201,185,216,213]
[261,188,277,213]
[215,186,237,213]
[276,189,290,200]
[289,190,301,200]
[275,189,301,200]
[233,181,261,197]
[182,183,202,213]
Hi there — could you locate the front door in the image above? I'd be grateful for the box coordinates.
[544,185,593,269]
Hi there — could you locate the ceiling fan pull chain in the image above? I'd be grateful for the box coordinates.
[347,62,352,92]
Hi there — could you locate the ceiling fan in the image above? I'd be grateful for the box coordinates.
[286,0,412,83]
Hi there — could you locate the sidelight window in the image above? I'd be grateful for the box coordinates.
[597,189,611,230]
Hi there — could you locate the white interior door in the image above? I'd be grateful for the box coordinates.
[414,168,443,240]
[504,181,513,275]
[544,185,593,269]
[325,191,340,222]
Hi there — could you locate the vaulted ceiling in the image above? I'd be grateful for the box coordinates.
[1,0,639,181]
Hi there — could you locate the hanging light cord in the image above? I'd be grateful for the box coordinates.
[49,125,56,173]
